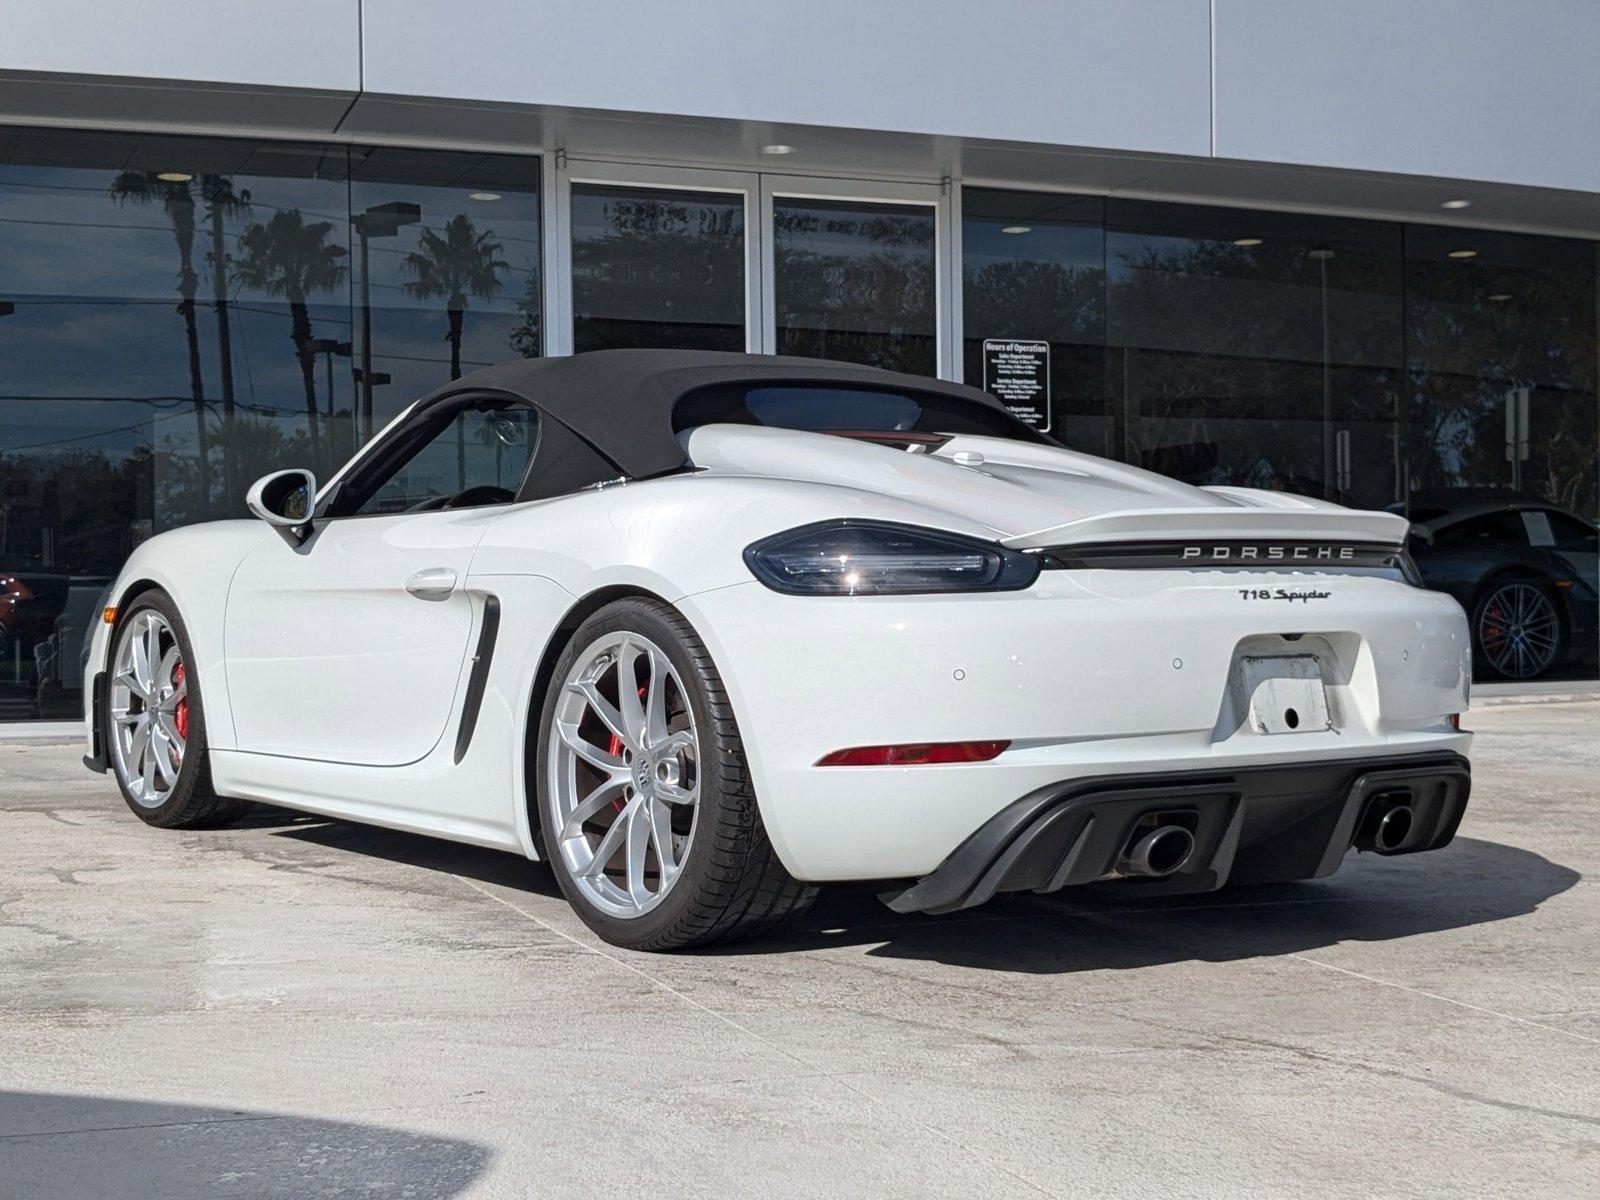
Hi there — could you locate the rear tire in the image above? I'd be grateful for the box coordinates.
[536,598,816,951]
[106,590,251,829]
[1470,575,1564,681]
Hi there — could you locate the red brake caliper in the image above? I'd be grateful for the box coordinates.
[605,684,649,813]
[173,663,190,741]
[605,729,626,812]
[1482,599,1506,655]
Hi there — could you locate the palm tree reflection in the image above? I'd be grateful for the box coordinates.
[234,210,349,467]
[402,214,508,380]
[402,214,507,485]
[107,172,214,517]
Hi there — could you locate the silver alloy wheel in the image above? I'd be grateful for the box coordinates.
[548,632,699,919]
[1477,581,1560,679]
[109,609,189,808]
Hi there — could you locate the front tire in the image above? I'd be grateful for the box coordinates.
[536,598,815,951]
[106,590,249,829]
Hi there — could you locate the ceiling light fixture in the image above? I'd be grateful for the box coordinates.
[1441,198,1472,210]
[156,171,193,183]
[1000,225,1032,235]
[761,144,795,156]
[1487,292,1513,302]
[468,192,502,202]
[1448,248,1478,259]
[1232,237,1263,247]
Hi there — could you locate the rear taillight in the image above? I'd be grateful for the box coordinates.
[815,740,1009,767]
[745,521,1038,596]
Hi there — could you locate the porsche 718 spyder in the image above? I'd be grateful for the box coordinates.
[82,350,1473,950]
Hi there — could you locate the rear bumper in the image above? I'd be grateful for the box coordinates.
[881,753,1471,914]
[680,575,1471,881]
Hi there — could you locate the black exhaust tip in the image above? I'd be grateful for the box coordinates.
[1120,824,1196,878]
[1374,803,1414,852]
[1357,795,1415,854]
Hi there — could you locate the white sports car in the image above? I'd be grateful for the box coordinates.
[83,350,1473,950]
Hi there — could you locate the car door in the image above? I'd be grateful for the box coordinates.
[224,396,539,766]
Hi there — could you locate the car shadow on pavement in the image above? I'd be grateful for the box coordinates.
[262,809,1580,976]
[755,837,1581,974]
[257,807,566,897]
[0,1091,491,1200]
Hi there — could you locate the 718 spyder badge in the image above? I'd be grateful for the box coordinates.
[1239,588,1333,603]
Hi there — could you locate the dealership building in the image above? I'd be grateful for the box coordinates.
[2,0,1598,725]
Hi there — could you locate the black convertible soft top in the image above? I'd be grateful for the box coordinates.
[426,349,1042,479]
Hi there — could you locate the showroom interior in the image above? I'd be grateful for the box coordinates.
[3,2,1599,723]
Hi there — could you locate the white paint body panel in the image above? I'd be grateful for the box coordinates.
[224,510,491,765]
[680,572,1468,880]
[85,423,1470,883]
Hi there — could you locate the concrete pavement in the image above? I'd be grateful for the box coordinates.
[1,699,1596,1198]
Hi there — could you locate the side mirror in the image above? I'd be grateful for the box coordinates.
[246,469,318,543]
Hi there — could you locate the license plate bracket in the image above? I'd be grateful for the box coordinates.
[1239,654,1331,734]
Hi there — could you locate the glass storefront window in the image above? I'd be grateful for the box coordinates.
[0,128,539,720]
[965,187,1596,680]
[1104,200,1404,503]
[571,183,745,353]
[773,197,937,376]
[1402,225,1598,680]
[351,146,542,437]
[962,189,1106,452]
[4,144,1599,716]
[1402,225,1597,516]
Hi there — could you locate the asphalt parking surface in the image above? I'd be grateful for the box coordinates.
[2,700,1597,1199]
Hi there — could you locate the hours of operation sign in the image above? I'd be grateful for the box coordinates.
[981,339,1051,430]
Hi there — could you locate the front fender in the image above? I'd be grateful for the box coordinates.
[83,521,271,756]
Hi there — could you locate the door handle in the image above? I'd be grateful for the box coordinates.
[405,567,458,601]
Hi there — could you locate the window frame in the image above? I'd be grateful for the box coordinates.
[317,390,544,521]
[1432,510,1534,548]
[555,160,763,357]
[761,175,950,376]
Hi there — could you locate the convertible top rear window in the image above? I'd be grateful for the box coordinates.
[672,382,1046,442]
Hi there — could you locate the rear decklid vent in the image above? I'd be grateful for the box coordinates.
[1036,539,1413,571]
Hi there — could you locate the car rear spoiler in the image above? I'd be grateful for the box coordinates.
[1000,506,1411,551]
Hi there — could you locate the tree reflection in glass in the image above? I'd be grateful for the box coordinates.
[233,210,349,469]
[773,198,936,376]
[401,215,509,381]
[107,172,216,517]
[402,214,508,487]
[571,185,745,353]
[1105,202,1403,506]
